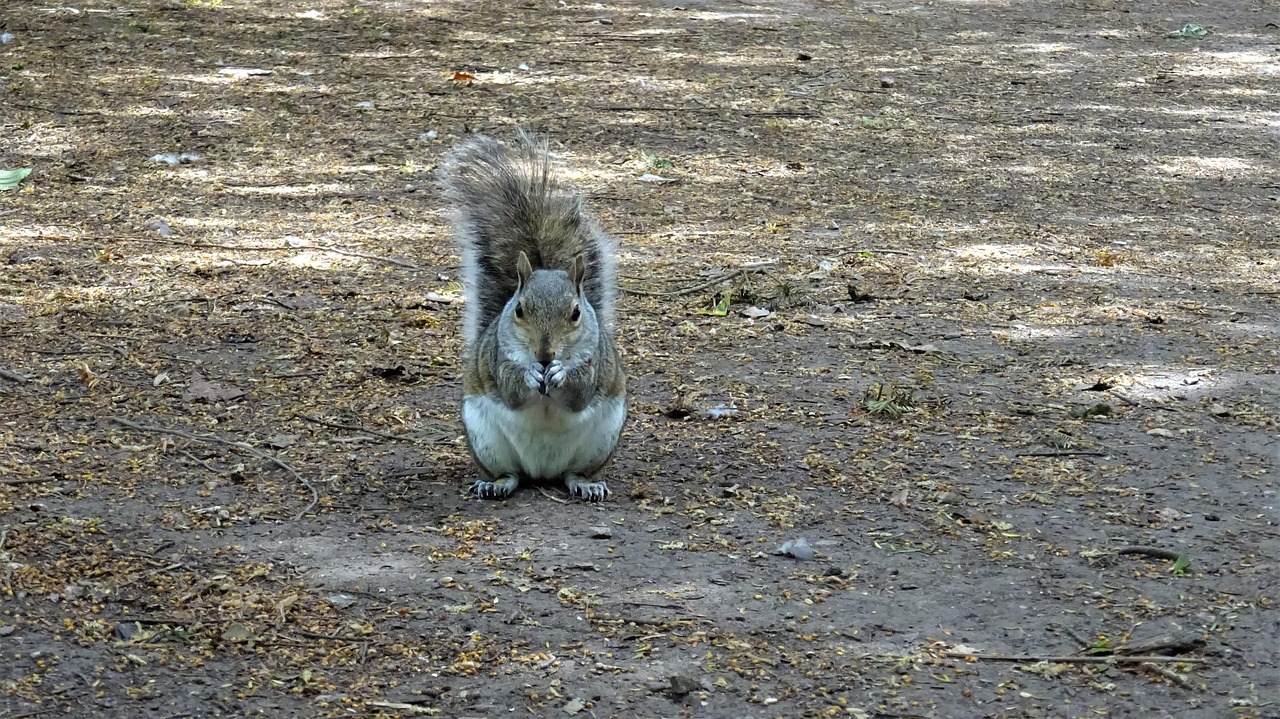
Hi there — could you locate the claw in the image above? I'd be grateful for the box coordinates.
[524,362,545,391]
[470,475,519,499]
[545,359,567,388]
[565,475,610,502]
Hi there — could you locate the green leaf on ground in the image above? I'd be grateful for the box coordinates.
[1169,23,1207,37]
[0,168,32,190]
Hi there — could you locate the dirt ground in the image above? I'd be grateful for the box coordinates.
[2,0,1279,717]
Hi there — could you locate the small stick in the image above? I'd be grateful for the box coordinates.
[179,449,220,473]
[1117,546,1184,562]
[10,101,103,116]
[943,652,1203,664]
[387,466,433,478]
[110,236,420,270]
[107,416,318,520]
[295,413,414,442]
[0,368,31,384]
[1109,390,1140,407]
[621,269,745,297]
[1016,450,1109,458]
[1139,662,1194,688]
[306,244,420,270]
[836,247,911,257]
[0,477,57,486]
[1061,626,1092,650]
[537,487,570,504]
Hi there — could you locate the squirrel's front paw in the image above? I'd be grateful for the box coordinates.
[566,474,610,502]
[524,362,546,391]
[471,475,519,499]
[544,360,567,388]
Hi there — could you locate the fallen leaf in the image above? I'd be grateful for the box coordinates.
[221,622,257,642]
[888,487,910,509]
[0,168,32,191]
[182,370,247,404]
[696,296,731,316]
[778,537,816,560]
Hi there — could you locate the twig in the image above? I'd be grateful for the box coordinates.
[107,416,318,520]
[387,466,433,478]
[836,247,911,257]
[620,269,745,297]
[1016,450,1108,458]
[295,413,414,442]
[1109,390,1140,407]
[944,652,1203,664]
[537,487,570,504]
[0,368,31,384]
[1117,546,1184,562]
[307,244,420,270]
[70,333,129,359]
[10,101,103,116]
[1139,662,1194,688]
[0,477,58,486]
[179,449,220,473]
[289,628,365,641]
[1117,632,1206,656]
[1060,626,1092,650]
[589,105,714,113]
[110,236,420,270]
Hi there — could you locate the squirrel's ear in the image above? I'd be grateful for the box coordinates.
[570,254,588,292]
[516,252,533,287]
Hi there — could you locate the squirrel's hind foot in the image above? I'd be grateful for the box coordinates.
[566,474,610,502]
[470,475,519,499]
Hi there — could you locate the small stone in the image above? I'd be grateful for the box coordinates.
[328,593,357,609]
[880,77,896,88]
[668,674,700,696]
[589,526,613,539]
[0,625,15,637]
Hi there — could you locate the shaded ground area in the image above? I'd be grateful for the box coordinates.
[2,0,1279,717]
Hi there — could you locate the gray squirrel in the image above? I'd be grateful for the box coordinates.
[440,130,627,501]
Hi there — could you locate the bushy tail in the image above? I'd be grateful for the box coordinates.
[440,130,617,346]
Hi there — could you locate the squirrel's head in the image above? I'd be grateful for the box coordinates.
[510,252,595,364]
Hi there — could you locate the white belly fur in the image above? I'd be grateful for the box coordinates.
[463,393,625,480]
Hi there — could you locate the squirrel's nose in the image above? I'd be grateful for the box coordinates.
[536,339,554,365]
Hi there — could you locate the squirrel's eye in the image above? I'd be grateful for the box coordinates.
[570,306,581,322]
[515,303,525,320]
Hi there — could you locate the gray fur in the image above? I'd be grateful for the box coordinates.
[440,129,619,347]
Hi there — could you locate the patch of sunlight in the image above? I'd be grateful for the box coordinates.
[1122,368,1228,402]
[5,125,78,158]
[1151,156,1254,178]
[1006,42,1077,54]
[122,105,176,117]
[992,325,1078,343]
[952,244,1040,261]
[1002,164,1043,176]
[685,11,775,21]
[1202,50,1279,69]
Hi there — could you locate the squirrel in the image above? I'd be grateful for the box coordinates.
[440,130,627,501]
